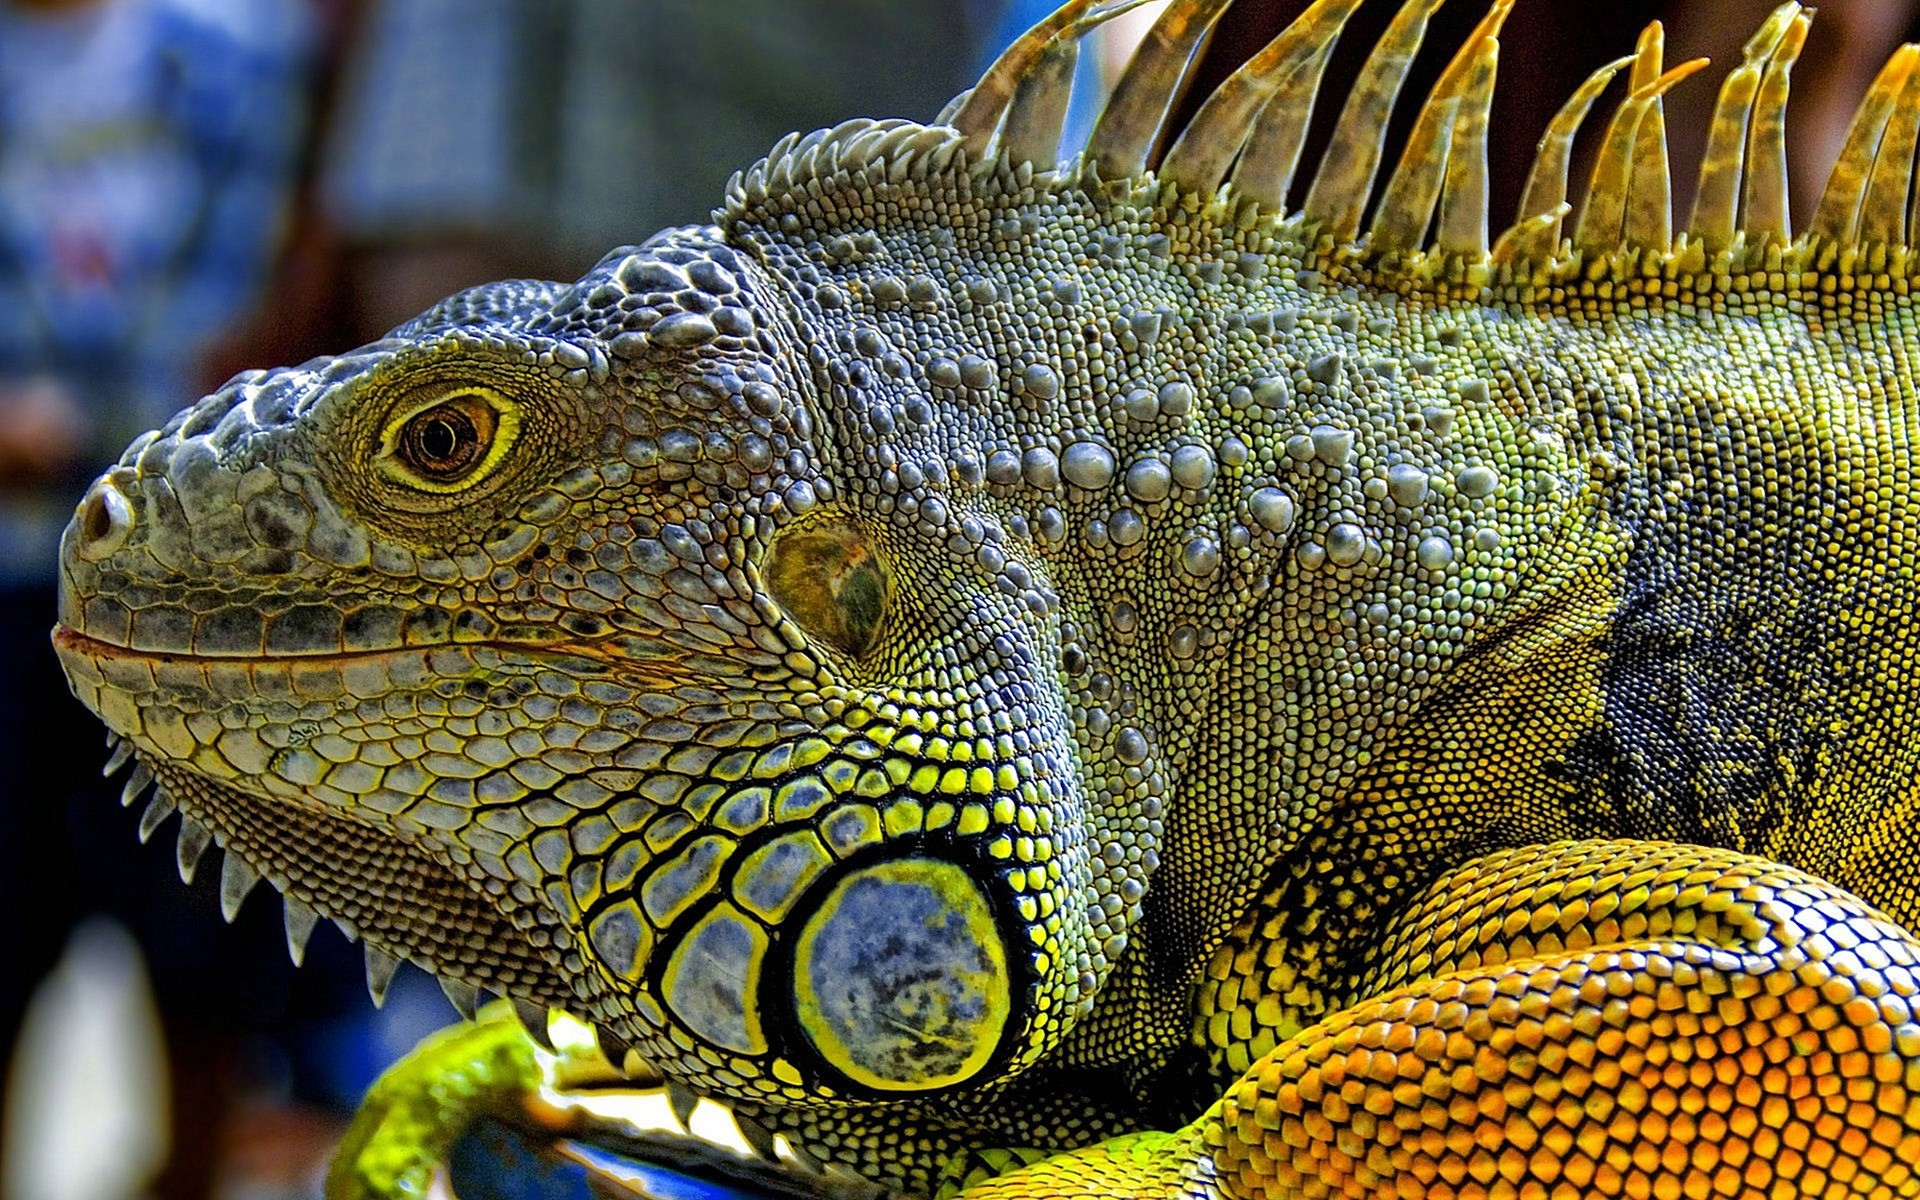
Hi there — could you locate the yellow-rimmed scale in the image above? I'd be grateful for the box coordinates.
[792,857,1012,1091]
[584,709,1066,1100]
[572,510,1089,1105]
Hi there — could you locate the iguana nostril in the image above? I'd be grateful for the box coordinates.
[74,481,134,561]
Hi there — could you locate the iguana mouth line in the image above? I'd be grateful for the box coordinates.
[51,623,624,668]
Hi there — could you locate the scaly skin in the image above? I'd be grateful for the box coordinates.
[50,0,1920,1195]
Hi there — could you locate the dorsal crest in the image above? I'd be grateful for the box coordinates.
[722,0,1920,289]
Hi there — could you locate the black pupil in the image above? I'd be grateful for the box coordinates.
[421,417,461,461]
[406,404,481,478]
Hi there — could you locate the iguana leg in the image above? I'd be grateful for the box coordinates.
[325,1004,634,1199]
[328,1001,1140,1199]
[326,1008,543,1199]
[962,840,1920,1198]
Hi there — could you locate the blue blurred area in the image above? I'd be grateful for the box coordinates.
[0,0,315,582]
[448,1120,605,1200]
[0,1,334,1192]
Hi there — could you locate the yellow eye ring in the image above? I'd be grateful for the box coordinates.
[376,388,521,493]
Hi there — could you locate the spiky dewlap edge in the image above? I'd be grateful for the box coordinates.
[718,116,1920,318]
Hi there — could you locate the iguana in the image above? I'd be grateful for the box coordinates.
[49,0,1920,1195]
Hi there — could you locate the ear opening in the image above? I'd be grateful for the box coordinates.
[764,517,892,661]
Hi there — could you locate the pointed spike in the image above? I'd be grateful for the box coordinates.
[1622,23,1675,250]
[219,851,260,923]
[283,898,320,966]
[612,1051,664,1088]
[120,761,154,808]
[440,976,480,1021]
[513,998,554,1050]
[1228,0,1369,210]
[102,739,134,779]
[933,87,972,128]
[136,788,177,844]
[1859,46,1920,246]
[1574,53,1711,252]
[1511,55,1633,250]
[1690,4,1799,251]
[782,1138,827,1175]
[1625,31,1665,137]
[176,816,212,884]
[1435,34,1502,258]
[665,1080,700,1130]
[1084,0,1234,181]
[1743,9,1811,241]
[594,1023,634,1071]
[1491,201,1574,266]
[735,1113,781,1161]
[1811,45,1920,244]
[1906,120,1920,247]
[1303,0,1449,242]
[1163,0,1367,197]
[822,1161,874,1185]
[364,946,400,1008]
[999,36,1081,171]
[1063,0,1163,37]
[1372,0,1512,253]
[949,0,1114,158]
[1370,101,1459,253]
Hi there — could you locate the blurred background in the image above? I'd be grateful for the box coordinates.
[0,1,1913,1197]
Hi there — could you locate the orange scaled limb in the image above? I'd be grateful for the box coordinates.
[957,841,1920,1199]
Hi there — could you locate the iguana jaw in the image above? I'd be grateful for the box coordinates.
[78,733,862,1185]
[55,625,586,1007]
[53,633,1044,1190]
[51,215,1180,1187]
[57,611,889,1179]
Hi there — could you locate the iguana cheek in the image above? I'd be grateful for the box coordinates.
[790,857,1011,1092]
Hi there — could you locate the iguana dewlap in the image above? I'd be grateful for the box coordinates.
[50,0,1920,1196]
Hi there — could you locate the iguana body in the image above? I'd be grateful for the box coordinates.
[49,0,1920,1195]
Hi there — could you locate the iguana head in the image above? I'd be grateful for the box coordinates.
[51,218,1163,1114]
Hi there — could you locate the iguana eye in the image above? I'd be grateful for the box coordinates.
[379,390,519,492]
[764,518,890,659]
